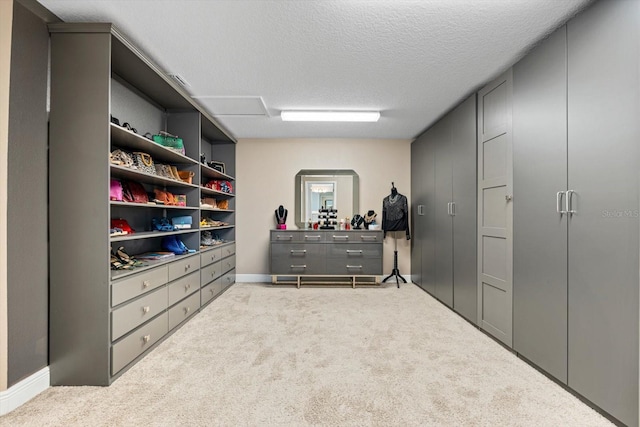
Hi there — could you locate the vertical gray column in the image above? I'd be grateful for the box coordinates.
[410,137,425,286]
[434,116,453,307]
[567,0,639,425]
[512,26,568,383]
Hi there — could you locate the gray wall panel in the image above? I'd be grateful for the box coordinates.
[6,1,49,387]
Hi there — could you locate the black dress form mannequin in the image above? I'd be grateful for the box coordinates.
[275,205,288,227]
[382,182,408,287]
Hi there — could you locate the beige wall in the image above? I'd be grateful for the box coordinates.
[236,138,412,278]
[0,0,13,391]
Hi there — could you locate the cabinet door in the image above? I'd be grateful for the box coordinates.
[433,116,453,307]
[512,26,568,383]
[451,95,478,324]
[410,138,426,286]
[567,1,639,425]
[421,127,437,295]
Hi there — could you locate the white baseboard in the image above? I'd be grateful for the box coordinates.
[0,366,49,415]
[236,274,271,283]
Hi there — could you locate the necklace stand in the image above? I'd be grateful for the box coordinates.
[382,235,407,288]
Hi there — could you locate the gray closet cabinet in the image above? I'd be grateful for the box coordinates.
[48,24,236,386]
[411,95,477,322]
[513,0,639,424]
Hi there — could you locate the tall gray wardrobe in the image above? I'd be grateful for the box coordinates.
[413,0,639,425]
[512,0,638,425]
[411,95,477,323]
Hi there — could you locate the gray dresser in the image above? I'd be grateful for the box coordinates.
[270,229,383,287]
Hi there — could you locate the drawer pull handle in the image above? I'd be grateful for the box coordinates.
[290,250,307,254]
[142,280,150,288]
[333,235,349,240]
[304,235,321,240]
[184,307,190,314]
[277,235,293,240]
[142,306,150,314]
[290,265,306,269]
[211,255,216,261]
[185,264,191,271]
[185,284,191,291]
[210,288,215,294]
[346,265,363,269]
[346,250,363,254]
[211,271,216,277]
[361,236,377,241]
[143,335,151,344]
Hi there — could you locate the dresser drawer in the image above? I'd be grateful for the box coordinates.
[200,248,222,267]
[220,269,235,289]
[327,243,383,259]
[329,232,382,243]
[221,243,236,258]
[168,292,199,331]
[221,254,236,273]
[201,260,222,287]
[111,312,168,375]
[112,286,168,341]
[168,271,199,306]
[168,254,200,282]
[270,231,303,242]
[325,258,383,275]
[111,266,168,307]
[201,279,223,305]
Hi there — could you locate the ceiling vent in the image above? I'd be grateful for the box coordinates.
[168,73,190,88]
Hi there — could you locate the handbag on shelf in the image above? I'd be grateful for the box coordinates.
[111,218,134,234]
[152,217,176,232]
[217,199,229,210]
[178,170,194,184]
[110,149,135,169]
[169,165,181,181]
[151,131,185,155]
[122,180,149,204]
[154,188,176,205]
[133,152,156,175]
[110,179,123,201]
[200,197,217,208]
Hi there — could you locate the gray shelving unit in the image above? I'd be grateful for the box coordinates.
[48,23,237,386]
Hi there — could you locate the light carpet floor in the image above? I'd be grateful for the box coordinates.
[2,282,613,426]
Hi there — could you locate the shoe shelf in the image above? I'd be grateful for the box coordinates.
[111,165,199,189]
[110,123,198,166]
[110,252,198,281]
[200,186,235,198]
[200,163,234,181]
[110,229,198,242]
[110,201,197,210]
[200,207,235,213]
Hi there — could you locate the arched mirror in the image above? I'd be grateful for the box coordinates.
[294,169,359,228]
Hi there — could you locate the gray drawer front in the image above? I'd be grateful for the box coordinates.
[168,292,199,331]
[111,266,168,307]
[220,269,235,289]
[200,248,222,267]
[221,243,236,258]
[270,243,324,274]
[325,258,382,275]
[200,260,222,287]
[168,271,199,306]
[111,312,168,375]
[271,231,302,242]
[201,279,222,305]
[327,243,383,259]
[168,255,200,282]
[112,286,169,341]
[221,254,236,273]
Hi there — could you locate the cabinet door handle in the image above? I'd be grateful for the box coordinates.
[451,202,456,216]
[304,235,321,240]
[446,202,451,216]
[419,205,425,216]
[360,236,376,241]
[556,191,566,215]
[566,190,576,215]
[332,235,349,240]
[290,249,307,254]
[346,265,363,269]
[290,265,306,269]
[346,250,363,254]
[277,235,293,240]
[143,335,151,344]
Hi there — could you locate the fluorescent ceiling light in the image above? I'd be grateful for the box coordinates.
[281,111,380,122]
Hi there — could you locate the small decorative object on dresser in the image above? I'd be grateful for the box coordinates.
[275,205,287,229]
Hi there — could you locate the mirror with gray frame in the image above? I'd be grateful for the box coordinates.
[295,169,359,228]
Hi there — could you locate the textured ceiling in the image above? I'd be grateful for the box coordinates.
[37,0,593,140]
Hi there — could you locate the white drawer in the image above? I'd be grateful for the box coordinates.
[168,254,200,282]
[111,312,168,376]
[111,266,168,307]
[168,271,199,306]
[168,292,200,331]
[112,286,168,341]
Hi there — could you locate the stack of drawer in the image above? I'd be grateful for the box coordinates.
[110,254,200,376]
[200,242,236,306]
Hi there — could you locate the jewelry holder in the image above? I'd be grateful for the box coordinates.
[318,208,338,229]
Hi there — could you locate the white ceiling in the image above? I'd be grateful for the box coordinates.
[37,0,593,140]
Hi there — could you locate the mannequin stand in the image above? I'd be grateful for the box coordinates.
[382,236,406,288]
